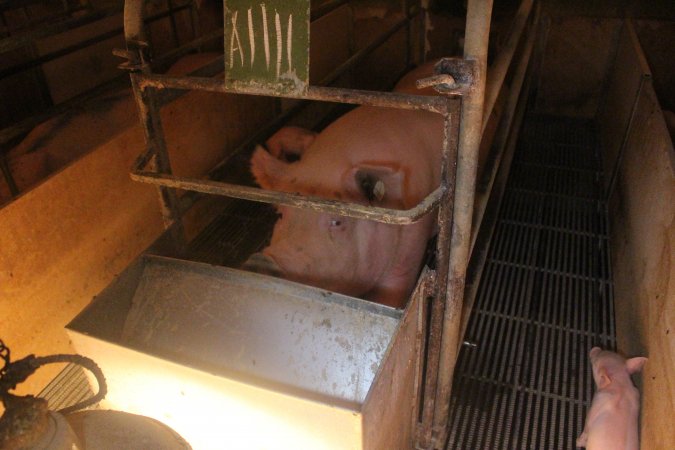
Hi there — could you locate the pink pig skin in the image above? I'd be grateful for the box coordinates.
[249,62,443,308]
[577,347,647,450]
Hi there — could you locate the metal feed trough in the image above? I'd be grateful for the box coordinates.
[67,255,425,449]
[66,0,538,448]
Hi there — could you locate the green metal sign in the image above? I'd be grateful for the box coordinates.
[224,0,310,95]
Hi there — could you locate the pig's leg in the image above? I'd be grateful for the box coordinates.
[265,126,316,161]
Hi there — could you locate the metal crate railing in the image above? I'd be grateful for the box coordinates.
[119,1,538,448]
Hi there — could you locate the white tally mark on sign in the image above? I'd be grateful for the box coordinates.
[224,0,309,95]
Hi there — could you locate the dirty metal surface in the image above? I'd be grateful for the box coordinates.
[121,256,401,407]
[446,115,616,449]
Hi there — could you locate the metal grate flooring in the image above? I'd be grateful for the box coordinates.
[446,115,616,450]
[37,360,94,411]
[187,198,277,267]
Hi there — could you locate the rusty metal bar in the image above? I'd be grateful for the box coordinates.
[138,74,451,112]
[472,11,537,251]
[410,268,438,443]
[417,99,461,449]
[431,0,494,447]
[132,166,445,225]
[126,0,185,249]
[482,0,533,134]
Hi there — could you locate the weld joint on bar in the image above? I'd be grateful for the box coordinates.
[130,168,444,225]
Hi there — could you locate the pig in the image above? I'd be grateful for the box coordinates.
[576,347,648,450]
[0,52,220,205]
[245,61,445,308]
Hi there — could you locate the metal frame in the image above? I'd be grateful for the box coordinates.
[120,1,537,448]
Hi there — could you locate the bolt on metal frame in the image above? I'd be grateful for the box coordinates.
[120,0,534,448]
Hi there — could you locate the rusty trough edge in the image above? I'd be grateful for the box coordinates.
[130,169,445,225]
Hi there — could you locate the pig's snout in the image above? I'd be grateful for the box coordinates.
[242,252,283,277]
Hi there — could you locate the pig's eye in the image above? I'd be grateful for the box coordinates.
[330,219,342,227]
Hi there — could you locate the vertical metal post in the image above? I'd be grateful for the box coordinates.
[432,0,493,446]
[418,102,460,450]
[125,0,186,251]
[166,0,182,48]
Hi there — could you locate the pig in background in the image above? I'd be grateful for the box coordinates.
[246,61,446,309]
[577,347,647,450]
[0,88,137,204]
[0,53,219,205]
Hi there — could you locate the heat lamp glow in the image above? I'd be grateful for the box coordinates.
[83,342,362,450]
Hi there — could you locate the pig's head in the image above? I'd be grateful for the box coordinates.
[244,133,428,308]
[588,347,648,389]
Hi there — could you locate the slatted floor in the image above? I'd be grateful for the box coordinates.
[446,115,616,449]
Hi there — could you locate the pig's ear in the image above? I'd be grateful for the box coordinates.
[345,163,407,207]
[589,347,602,358]
[266,126,316,161]
[626,357,648,374]
[596,369,611,389]
[250,145,290,190]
